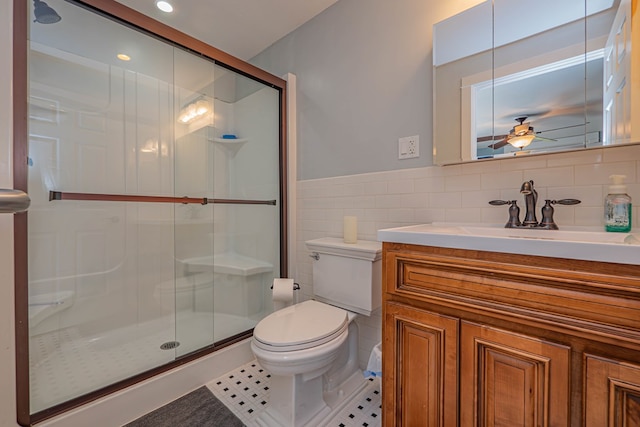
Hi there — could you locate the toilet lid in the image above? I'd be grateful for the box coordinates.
[253,300,348,351]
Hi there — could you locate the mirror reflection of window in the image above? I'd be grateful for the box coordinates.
[475,52,604,159]
[432,0,636,165]
[482,0,618,159]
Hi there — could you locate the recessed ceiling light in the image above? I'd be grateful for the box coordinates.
[117,53,131,61]
[156,0,173,13]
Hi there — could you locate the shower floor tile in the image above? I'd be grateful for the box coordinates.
[29,312,258,412]
[207,360,381,427]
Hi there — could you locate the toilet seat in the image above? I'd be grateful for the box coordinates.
[253,300,348,352]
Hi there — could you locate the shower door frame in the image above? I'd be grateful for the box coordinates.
[12,0,289,424]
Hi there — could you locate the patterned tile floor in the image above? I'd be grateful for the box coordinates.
[207,360,381,426]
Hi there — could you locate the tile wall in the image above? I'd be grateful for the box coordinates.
[294,143,640,369]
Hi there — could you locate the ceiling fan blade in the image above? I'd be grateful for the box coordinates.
[534,136,557,142]
[537,122,590,134]
[489,138,509,149]
[477,134,508,142]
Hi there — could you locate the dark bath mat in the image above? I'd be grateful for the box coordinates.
[124,386,244,427]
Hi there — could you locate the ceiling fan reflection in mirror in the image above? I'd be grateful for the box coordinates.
[477,116,587,150]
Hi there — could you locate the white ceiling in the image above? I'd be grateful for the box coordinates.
[115,0,340,60]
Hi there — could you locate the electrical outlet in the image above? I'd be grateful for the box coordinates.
[398,135,419,159]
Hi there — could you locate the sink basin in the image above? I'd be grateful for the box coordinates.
[377,223,640,265]
[460,225,639,245]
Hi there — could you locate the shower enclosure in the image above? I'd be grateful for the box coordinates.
[13,0,287,424]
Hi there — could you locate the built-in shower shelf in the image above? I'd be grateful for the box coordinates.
[29,290,75,328]
[137,218,214,225]
[212,137,248,144]
[211,137,248,156]
[179,252,273,276]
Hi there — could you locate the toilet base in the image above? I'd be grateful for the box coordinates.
[253,371,369,427]
[256,373,331,427]
[251,309,366,426]
[323,369,366,411]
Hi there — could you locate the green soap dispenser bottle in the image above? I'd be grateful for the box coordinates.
[604,174,632,232]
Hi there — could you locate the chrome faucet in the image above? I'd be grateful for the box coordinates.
[489,180,581,229]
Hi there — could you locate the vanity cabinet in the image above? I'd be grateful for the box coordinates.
[459,321,570,426]
[584,355,640,425]
[384,302,458,426]
[381,242,640,426]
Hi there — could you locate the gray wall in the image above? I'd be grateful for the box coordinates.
[251,0,483,180]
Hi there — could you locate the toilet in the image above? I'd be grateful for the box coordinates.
[251,237,382,426]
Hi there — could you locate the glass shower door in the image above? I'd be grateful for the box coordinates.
[23,0,284,418]
[207,68,281,344]
[27,1,183,411]
[173,59,282,352]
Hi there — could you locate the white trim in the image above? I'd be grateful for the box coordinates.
[283,73,297,280]
[493,48,605,87]
[0,0,17,425]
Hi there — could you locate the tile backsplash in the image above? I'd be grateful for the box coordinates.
[294,143,640,369]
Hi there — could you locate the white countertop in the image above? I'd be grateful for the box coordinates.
[377,223,640,266]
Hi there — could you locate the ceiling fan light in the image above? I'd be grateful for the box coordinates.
[177,98,211,124]
[508,134,535,149]
[195,99,210,115]
[513,123,532,136]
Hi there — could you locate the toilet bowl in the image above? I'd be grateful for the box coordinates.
[252,300,349,376]
[250,238,382,427]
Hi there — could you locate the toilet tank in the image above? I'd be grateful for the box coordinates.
[305,237,382,316]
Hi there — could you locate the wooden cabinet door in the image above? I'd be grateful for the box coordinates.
[383,302,458,427]
[585,355,640,426]
[460,321,570,427]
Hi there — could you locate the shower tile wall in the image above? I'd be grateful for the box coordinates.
[27,57,177,332]
[230,88,281,263]
[296,143,640,370]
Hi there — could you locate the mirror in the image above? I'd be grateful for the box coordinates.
[433,0,638,165]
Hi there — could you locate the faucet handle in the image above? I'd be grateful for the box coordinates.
[538,199,581,230]
[489,200,521,228]
[551,199,581,205]
[539,200,558,230]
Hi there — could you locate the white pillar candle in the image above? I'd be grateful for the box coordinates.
[343,216,358,244]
